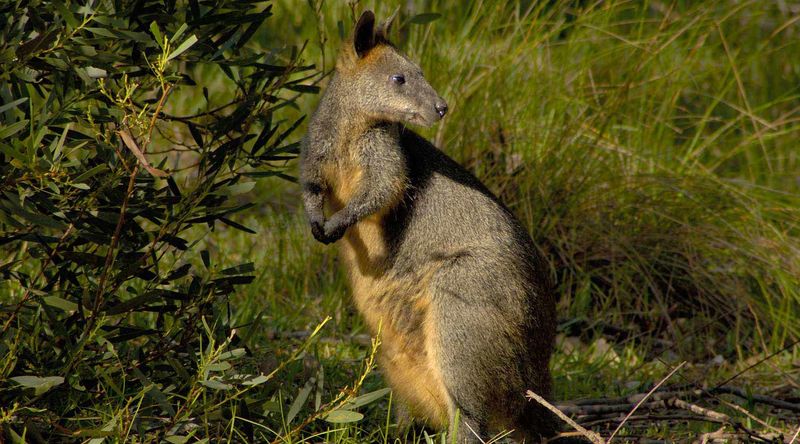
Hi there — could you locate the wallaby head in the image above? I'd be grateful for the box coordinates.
[335,10,448,127]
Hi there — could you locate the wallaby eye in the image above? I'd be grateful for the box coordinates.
[391,74,405,85]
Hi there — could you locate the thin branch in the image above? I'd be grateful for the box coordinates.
[608,361,686,442]
[526,389,605,444]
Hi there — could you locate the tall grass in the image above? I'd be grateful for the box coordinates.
[268,0,800,352]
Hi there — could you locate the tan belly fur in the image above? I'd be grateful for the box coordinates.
[323,161,451,426]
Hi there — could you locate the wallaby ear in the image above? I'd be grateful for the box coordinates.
[354,10,376,58]
[376,7,399,41]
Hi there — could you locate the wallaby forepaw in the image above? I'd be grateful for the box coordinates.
[309,219,330,244]
[321,219,347,244]
[309,218,346,244]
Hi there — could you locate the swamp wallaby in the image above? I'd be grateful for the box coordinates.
[300,10,557,443]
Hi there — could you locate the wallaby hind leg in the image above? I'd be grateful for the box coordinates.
[430,294,524,442]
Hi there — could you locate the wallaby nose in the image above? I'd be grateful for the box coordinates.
[435,101,448,118]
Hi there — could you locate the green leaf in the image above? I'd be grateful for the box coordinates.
[73,164,107,182]
[150,21,164,48]
[241,374,269,386]
[221,262,254,276]
[53,0,79,29]
[345,387,391,408]
[287,380,313,424]
[43,296,78,312]
[223,181,255,196]
[0,120,29,139]
[86,27,118,38]
[206,362,231,372]
[0,98,28,115]
[10,375,65,395]
[165,436,190,444]
[218,348,246,360]
[408,13,441,25]
[86,66,107,78]
[219,217,256,234]
[199,379,233,390]
[323,409,364,423]
[7,427,25,444]
[53,122,71,159]
[167,35,198,61]
[170,23,189,43]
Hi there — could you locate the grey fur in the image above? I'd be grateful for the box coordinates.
[300,10,557,443]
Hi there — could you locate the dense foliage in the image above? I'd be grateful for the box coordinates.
[0,0,339,441]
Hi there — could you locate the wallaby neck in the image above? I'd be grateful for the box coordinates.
[310,74,397,152]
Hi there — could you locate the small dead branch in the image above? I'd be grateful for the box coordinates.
[527,389,605,444]
[713,385,800,413]
[580,413,725,428]
[608,361,686,442]
[666,398,729,423]
[556,385,800,416]
[788,425,800,444]
[552,382,798,443]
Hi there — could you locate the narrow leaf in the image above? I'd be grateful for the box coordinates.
[43,296,78,312]
[0,98,28,115]
[149,22,164,48]
[287,380,313,424]
[167,35,198,61]
[0,120,29,139]
[199,379,233,390]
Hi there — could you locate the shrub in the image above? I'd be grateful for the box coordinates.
[0,0,329,441]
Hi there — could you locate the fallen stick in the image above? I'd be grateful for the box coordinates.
[713,385,800,413]
[580,413,725,428]
[555,385,800,415]
[526,389,605,444]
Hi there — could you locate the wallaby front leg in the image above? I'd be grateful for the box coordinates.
[323,158,405,243]
[301,181,328,243]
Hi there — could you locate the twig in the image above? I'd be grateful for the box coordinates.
[666,398,729,422]
[713,385,800,413]
[92,161,139,315]
[716,397,783,434]
[93,83,172,317]
[526,389,605,444]
[788,425,800,444]
[556,385,800,415]
[580,413,725,428]
[711,336,800,390]
[608,361,686,442]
